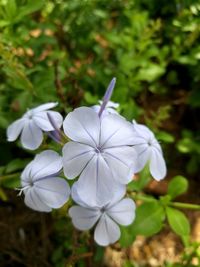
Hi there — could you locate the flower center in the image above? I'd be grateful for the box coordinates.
[148,139,152,146]
[100,207,106,213]
[28,114,33,120]
[26,110,33,120]
[95,146,102,153]
[16,183,33,196]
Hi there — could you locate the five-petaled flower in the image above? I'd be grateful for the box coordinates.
[19,150,70,212]
[7,102,63,150]
[62,107,138,205]
[69,182,135,246]
[132,121,167,181]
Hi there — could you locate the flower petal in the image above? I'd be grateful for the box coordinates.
[76,154,119,207]
[7,118,26,141]
[72,181,125,209]
[20,120,43,150]
[63,107,100,147]
[21,161,34,185]
[62,142,95,179]
[105,101,119,109]
[31,150,62,180]
[32,102,58,113]
[103,146,137,184]
[134,144,150,173]
[69,206,100,230]
[100,114,136,148]
[94,214,120,246]
[47,110,63,129]
[106,108,119,115]
[106,185,126,207]
[150,147,167,181]
[34,177,70,208]
[33,111,63,131]
[71,182,88,207]
[132,122,154,141]
[92,100,119,116]
[107,198,136,226]
[24,188,51,212]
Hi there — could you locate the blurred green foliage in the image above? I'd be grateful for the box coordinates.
[0,0,199,174]
[0,0,200,266]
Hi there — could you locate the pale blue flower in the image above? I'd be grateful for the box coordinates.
[69,182,135,246]
[132,121,167,181]
[7,102,63,150]
[62,107,137,205]
[19,150,70,212]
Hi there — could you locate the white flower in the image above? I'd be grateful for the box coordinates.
[62,107,137,205]
[69,182,135,246]
[7,102,63,150]
[19,150,70,212]
[92,100,119,116]
[132,122,167,181]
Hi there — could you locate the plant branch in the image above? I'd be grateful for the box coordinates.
[131,193,200,210]
[0,172,21,182]
[170,202,200,211]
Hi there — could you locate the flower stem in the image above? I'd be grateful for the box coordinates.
[131,193,200,210]
[131,193,155,202]
[169,202,200,210]
[0,172,21,182]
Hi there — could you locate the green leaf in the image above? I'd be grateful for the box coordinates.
[0,187,7,201]
[5,158,30,174]
[159,195,171,206]
[0,20,10,27]
[177,138,194,153]
[16,0,44,22]
[168,176,188,199]
[137,63,165,82]
[130,201,165,236]
[5,0,17,20]
[189,88,200,108]
[3,65,33,91]
[119,226,136,247]
[123,261,135,267]
[1,175,20,189]
[166,207,190,237]
[0,114,9,128]
[94,246,105,262]
[128,164,151,191]
[156,131,175,143]
[0,167,5,176]
[84,91,98,104]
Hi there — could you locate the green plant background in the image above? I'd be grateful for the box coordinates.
[0,0,200,266]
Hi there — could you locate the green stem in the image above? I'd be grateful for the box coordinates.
[132,194,155,203]
[0,172,21,182]
[131,193,200,210]
[170,202,200,210]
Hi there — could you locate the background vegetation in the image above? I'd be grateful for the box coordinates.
[0,0,200,266]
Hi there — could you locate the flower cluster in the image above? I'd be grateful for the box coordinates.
[7,78,166,246]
